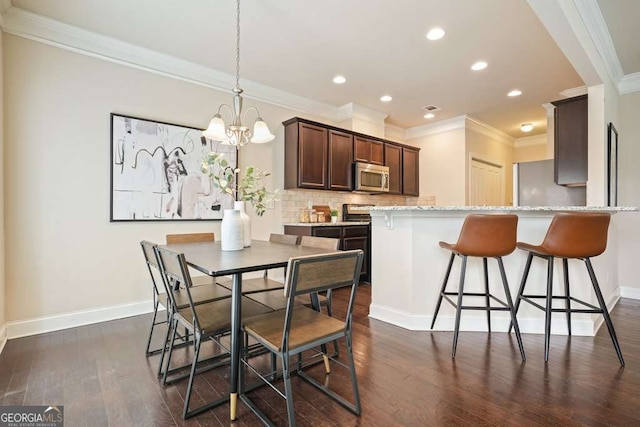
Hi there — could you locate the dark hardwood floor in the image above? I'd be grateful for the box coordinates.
[1,285,640,426]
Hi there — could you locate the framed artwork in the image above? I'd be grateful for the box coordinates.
[607,122,618,207]
[110,113,237,221]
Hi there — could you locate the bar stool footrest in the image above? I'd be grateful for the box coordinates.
[443,293,511,311]
[520,294,603,313]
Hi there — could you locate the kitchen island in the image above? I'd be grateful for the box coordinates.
[367,206,637,336]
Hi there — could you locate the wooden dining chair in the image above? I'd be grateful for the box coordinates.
[165,232,228,287]
[240,250,364,426]
[154,246,273,419]
[140,241,232,362]
[300,236,341,315]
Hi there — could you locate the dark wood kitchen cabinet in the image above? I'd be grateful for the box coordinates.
[284,117,419,196]
[402,146,420,196]
[328,129,353,190]
[552,95,588,186]
[354,136,384,165]
[284,118,353,190]
[384,143,403,194]
[283,224,370,282]
[385,143,419,196]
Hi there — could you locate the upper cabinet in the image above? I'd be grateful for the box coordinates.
[384,144,420,196]
[284,117,419,196]
[384,143,402,194]
[354,136,384,165]
[402,146,420,196]
[552,95,588,186]
[284,119,353,190]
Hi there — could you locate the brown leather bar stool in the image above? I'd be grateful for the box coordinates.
[510,212,624,365]
[431,214,526,360]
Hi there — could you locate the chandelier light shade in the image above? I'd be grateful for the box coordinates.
[203,0,275,147]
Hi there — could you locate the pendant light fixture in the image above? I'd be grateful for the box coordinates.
[203,0,275,146]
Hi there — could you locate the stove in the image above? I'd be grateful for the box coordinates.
[342,203,375,223]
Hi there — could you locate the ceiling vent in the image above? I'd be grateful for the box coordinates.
[422,105,441,112]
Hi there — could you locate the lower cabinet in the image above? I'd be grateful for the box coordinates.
[284,225,370,282]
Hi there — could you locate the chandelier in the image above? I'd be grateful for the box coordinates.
[203,0,275,146]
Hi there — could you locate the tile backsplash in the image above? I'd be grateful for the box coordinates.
[281,189,435,223]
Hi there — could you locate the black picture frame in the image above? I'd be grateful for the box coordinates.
[110,113,238,222]
[607,122,618,207]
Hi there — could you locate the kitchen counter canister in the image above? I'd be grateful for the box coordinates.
[366,205,638,336]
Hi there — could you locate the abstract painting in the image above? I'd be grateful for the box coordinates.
[110,113,237,221]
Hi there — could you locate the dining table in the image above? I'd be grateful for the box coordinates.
[161,239,337,420]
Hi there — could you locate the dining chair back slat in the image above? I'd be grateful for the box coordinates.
[166,233,215,244]
[286,253,356,296]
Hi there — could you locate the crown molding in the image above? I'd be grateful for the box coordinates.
[384,123,407,143]
[514,134,546,148]
[559,86,588,98]
[404,115,466,140]
[465,117,515,147]
[1,6,340,121]
[619,72,640,95]
[336,103,388,126]
[573,0,624,88]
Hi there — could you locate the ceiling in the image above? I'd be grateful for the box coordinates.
[4,0,633,139]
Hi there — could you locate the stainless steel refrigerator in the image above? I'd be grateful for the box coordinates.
[513,159,586,206]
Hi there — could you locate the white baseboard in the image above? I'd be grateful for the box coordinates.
[620,287,640,300]
[0,324,7,355]
[5,299,154,340]
[369,301,617,337]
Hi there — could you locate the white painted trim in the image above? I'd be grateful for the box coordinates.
[0,324,7,355]
[336,103,388,126]
[559,86,588,98]
[620,287,640,300]
[466,116,515,147]
[514,134,547,148]
[5,299,154,339]
[370,304,598,335]
[1,7,339,122]
[619,72,640,95]
[405,115,466,141]
[573,0,624,88]
[368,304,431,331]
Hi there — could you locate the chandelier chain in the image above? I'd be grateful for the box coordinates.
[235,0,241,90]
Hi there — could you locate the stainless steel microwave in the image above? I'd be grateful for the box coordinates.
[354,162,390,193]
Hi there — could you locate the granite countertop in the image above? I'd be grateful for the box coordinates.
[284,221,370,227]
[363,206,638,212]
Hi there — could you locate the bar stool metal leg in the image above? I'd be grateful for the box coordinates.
[497,257,526,361]
[562,258,572,336]
[483,257,491,333]
[585,258,625,365]
[509,253,533,334]
[544,257,554,362]
[452,255,467,359]
[431,253,455,329]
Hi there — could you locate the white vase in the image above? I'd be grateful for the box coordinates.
[221,209,244,251]
[331,215,338,224]
[234,201,252,247]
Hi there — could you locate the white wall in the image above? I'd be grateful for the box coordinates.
[615,91,640,296]
[465,125,515,205]
[409,128,466,206]
[513,134,548,163]
[0,28,6,346]
[2,34,331,327]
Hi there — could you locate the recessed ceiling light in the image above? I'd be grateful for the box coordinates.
[424,113,435,119]
[520,123,534,132]
[508,89,522,97]
[471,61,488,71]
[332,75,346,84]
[426,27,446,41]
[380,95,393,102]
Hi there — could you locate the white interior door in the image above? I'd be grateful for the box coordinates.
[470,158,503,206]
